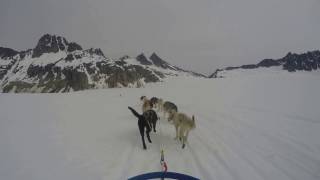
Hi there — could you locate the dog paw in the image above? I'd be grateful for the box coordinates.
[182,144,185,149]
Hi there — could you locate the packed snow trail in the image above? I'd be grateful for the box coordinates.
[0,72,320,180]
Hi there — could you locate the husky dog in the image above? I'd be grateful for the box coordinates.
[168,111,196,149]
[140,96,152,112]
[128,107,159,149]
[150,97,158,108]
[162,101,178,119]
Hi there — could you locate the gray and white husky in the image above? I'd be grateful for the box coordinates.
[162,101,178,119]
[168,110,196,149]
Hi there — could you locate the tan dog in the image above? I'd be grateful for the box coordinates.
[168,110,196,148]
[140,96,152,113]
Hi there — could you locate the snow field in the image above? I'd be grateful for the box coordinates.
[0,72,320,179]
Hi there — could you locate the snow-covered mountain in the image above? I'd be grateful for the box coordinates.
[0,34,204,93]
[209,50,320,78]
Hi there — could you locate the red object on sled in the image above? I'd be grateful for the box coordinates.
[160,150,167,172]
[161,161,167,172]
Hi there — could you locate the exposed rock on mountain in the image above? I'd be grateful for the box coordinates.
[136,53,152,65]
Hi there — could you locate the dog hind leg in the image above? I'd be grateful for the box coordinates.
[146,126,152,143]
[182,130,189,149]
[174,124,179,140]
[139,125,147,149]
[152,121,156,132]
[179,127,184,142]
[153,113,158,132]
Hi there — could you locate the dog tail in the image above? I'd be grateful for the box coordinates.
[128,106,142,119]
[192,115,196,128]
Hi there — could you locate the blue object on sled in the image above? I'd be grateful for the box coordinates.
[128,171,199,180]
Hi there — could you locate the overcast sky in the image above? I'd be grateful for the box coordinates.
[1,0,320,74]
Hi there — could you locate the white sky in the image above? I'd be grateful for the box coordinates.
[1,0,320,75]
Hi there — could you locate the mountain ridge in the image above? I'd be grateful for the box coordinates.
[209,50,320,78]
[0,34,204,93]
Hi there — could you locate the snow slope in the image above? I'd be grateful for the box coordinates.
[0,72,320,180]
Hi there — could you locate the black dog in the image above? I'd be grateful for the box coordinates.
[128,107,158,149]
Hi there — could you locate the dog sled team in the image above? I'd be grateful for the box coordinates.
[128,96,196,150]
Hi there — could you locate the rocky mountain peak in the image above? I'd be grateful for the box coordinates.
[149,52,171,69]
[136,53,152,65]
[32,34,82,58]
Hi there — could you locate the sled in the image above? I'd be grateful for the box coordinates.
[128,171,199,180]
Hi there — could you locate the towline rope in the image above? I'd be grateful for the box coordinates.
[158,111,168,175]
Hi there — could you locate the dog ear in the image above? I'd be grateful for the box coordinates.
[192,115,195,121]
[140,96,146,101]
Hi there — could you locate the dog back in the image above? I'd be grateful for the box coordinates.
[163,101,178,112]
[143,109,158,123]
